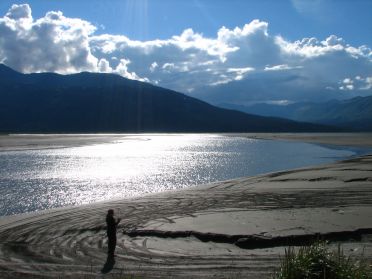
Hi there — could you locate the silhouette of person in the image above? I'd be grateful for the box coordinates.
[106,209,121,258]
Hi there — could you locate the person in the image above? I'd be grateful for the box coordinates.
[106,209,121,257]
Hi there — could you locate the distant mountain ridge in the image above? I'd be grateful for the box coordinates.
[0,64,338,133]
[219,96,372,131]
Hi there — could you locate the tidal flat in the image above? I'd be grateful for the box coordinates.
[0,133,371,278]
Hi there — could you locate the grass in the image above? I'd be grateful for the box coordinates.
[273,242,372,279]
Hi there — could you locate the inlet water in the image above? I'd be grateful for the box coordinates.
[0,134,360,216]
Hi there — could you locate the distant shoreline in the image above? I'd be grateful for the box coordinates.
[1,132,372,152]
[229,132,372,148]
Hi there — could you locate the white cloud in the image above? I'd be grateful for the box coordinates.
[266,100,293,106]
[162,62,176,71]
[114,58,148,82]
[0,4,371,104]
[149,61,158,72]
[89,18,284,92]
[97,58,112,73]
[6,3,32,20]
[227,67,255,74]
[227,67,255,81]
[0,4,97,74]
[339,76,372,91]
[276,35,347,58]
[362,77,372,90]
[264,64,302,71]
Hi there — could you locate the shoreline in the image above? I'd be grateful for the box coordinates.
[0,133,371,278]
[2,132,370,218]
[1,132,372,152]
[0,155,371,278]
[233,132,372,148]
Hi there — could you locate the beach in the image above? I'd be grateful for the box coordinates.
[0,133,371,278]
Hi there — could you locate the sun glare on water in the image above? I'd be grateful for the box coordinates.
[56,134,202,181]
[0,134,357,215]
[32,134,216,205]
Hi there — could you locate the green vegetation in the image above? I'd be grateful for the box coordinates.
[273,242,371,279]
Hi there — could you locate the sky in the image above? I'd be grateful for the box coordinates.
[0,0,371,105]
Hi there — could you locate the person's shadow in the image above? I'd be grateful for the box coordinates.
[101,255,115,274]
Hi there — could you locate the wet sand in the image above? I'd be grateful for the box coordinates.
[0,134,131,151]
[237,132,372,148]
[0,133,371,278]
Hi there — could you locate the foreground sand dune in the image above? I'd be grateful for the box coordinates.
[0,151,371,278]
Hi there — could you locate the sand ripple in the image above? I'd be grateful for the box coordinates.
[0,155,371,278]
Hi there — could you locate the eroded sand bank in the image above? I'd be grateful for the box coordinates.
[0,134,371,278]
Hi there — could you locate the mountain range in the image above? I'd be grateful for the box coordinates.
[0,64,338,133]
[219,96,372,131]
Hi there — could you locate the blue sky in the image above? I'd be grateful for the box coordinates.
[1,0,371,45]
[0,0,371,104]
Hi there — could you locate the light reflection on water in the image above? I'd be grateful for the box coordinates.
[0,134,357,216]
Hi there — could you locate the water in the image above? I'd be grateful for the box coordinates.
[0,134,363,216]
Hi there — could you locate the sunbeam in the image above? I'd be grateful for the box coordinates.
[122,0,149,40]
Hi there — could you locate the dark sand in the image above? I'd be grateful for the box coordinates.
[0,133,371,278]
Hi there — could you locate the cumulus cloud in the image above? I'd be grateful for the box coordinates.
[97,58,112,73]
[0,4,98,74]
[339,76,372,91]
[114,58,149,82]
[6,3,32,20]
[88,19,289,93]
[0,4,371,104]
